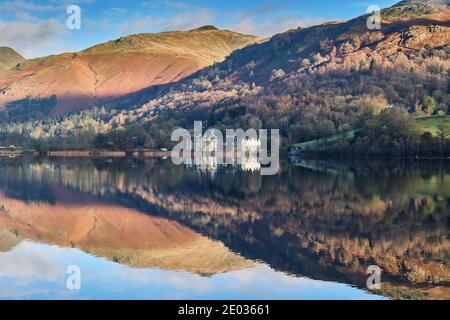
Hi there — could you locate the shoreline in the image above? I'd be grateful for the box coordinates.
[1,149,450,160]
[0,150,172,158]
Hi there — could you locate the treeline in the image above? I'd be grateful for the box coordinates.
[0,115,176,151]
[304,108,450,157]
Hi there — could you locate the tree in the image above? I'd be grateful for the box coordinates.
[437,123,450,139]
[360,108,420,156]
[270,69,285,81]
[437,122,450,154]
[422,96,437,114]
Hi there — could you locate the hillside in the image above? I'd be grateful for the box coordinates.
[0,47,25,71]
[0,27,259,116]
[96,0,448,146]
[0,0,449,152]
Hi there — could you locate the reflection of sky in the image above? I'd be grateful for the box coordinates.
[0,241,385,300]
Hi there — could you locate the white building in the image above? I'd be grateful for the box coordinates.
[195,132,221,154]
[241,138,261,154]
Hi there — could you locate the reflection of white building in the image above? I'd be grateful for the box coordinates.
[200,156,219,173]
[187,156,221,178]
[240,156,261,172]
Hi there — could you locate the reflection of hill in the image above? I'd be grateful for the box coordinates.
[0,190,253,275]
[0,157,448,299]
[125,185,449,299]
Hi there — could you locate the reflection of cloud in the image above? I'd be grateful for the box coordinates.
[0,241,384,300]
[0,241,60,279]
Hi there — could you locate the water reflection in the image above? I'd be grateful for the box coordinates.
[0,157,448,300]
[183,155,262,176]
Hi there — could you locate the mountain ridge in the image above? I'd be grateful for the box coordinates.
[0,0,449,151]
[90,0,448,148]
[0,27,259,116]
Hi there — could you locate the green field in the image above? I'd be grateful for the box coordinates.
[291,130,357,151]
[416,116,450,137]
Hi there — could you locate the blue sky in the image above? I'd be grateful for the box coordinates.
[0,0,399,58]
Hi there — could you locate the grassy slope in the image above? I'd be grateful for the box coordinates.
[416,116,450,137]
[291,130,357,149]
[0,28,260,115]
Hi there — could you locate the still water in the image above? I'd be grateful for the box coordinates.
[0,157,448,300]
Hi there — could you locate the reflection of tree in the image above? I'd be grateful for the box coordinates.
[0,157,448,299]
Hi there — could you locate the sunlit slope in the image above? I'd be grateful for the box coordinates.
[0,26,259,115]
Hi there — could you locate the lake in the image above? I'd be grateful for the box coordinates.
[0,156,448,300]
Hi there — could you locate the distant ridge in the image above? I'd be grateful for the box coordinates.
[0,27,259,115]
[0,47,25,70]
[395,0,449,7]
[191,25,220,31]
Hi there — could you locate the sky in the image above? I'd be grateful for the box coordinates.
[0,0,399,59]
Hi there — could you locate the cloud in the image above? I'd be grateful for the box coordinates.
[142,1,192,11]
[0,0,95,58]
[227,15,327,38]
[0,0,95,17]
[237,3,286,19]
[0,1,55,14]
[162,1,192,10]
[219,2,327,38]
[121,9,215,34]
[0,18,69,58]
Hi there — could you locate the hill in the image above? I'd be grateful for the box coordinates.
[0,47,25,70]
[75,0,446,147]
[0,0,449,153]
[0,27,259,116]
